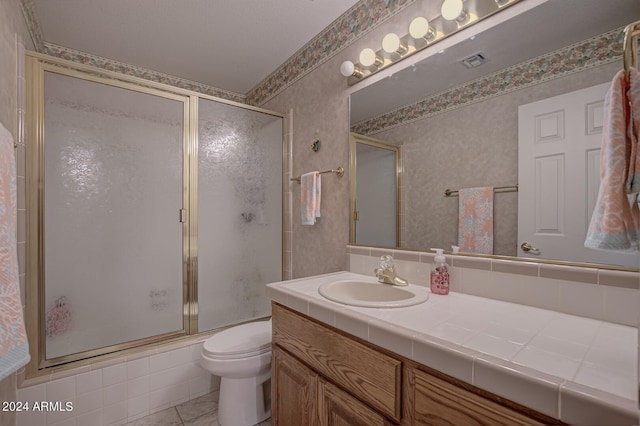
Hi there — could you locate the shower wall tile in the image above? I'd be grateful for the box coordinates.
[149,346,191,373]
[45,399,75,424]
[102,401,127,426]
[126,358,149,380]
[76,370,102,395]
[127,394,148,420]
[76,389,102,414]
[17,339,215,426]
[76,409,103,426]
[127,376,148,398]
[102,363,127,387]
[103,382,126,406]
[46,376,75,400]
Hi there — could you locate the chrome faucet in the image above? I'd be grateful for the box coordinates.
[374,255,408,286]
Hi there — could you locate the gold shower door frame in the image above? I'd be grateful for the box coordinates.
[24,53,286,377]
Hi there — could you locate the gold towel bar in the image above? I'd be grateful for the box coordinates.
[444,184,519,197]
[291,167,344,183]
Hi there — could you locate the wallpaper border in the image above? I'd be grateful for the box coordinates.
[43,43,246,103]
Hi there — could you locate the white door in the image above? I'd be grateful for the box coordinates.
[518,83,639,267]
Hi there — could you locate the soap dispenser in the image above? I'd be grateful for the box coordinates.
[430,248,450,295]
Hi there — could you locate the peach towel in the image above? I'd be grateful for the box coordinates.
[301,171,321,225]
[585,69,640,251]
[0,122,30,380]
[458,187,494,254]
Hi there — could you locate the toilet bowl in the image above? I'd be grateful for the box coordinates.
[200,319,272,426]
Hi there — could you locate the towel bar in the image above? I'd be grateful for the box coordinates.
[444,184,518,197]
[291,167,344,183]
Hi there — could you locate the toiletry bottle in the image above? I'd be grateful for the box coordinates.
[430,248,450,295]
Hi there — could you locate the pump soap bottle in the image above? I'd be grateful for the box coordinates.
[430,248,450,295]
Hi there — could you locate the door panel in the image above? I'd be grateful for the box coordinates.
[518,82,639,267]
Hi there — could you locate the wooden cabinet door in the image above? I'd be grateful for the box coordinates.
[412,369,544,426]
[272,303,402,421]
[272,345,318,426]
[318,378,395,426]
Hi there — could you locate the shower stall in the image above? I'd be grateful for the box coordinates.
[25,54,284,372]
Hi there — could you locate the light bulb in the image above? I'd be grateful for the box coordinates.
[359,48,382,67]
[382,33,406,54]
[339,61,363,78]
[409,17,435,41]
[441,0,464,21]
[340,61,354,77]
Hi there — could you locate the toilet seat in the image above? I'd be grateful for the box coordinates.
[203,320,271,359]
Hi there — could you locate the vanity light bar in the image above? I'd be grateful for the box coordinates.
[340,0,520,85]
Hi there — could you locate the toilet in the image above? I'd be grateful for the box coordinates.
[200,319,272,426]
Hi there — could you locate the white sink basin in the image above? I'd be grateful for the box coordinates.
[318,279,429,308]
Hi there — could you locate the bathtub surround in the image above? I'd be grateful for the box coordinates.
[15,337,216,426]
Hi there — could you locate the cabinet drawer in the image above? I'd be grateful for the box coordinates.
[272,304,402,421]
[412,369,545,425]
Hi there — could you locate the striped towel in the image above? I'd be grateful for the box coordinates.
[585,69,640,251]
[0,122,30,380]
[301,172,321,225]
[458,187,494,254]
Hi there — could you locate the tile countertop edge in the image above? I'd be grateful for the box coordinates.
[265,271,640,424]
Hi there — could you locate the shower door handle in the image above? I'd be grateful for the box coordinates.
[179,209,187,223]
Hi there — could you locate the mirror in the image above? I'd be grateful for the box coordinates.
[349,0,640,268]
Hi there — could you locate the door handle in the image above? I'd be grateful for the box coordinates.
[520,242,540,254]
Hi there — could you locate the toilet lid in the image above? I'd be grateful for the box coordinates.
[203,320,272,358]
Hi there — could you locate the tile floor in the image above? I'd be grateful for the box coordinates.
[126,391,272,426]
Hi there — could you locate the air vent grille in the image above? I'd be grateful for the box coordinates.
[461,52,488,68]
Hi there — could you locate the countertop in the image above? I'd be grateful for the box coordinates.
[266,271,639,425]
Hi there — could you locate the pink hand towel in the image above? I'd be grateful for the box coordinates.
[585,69,640,251]
[301,171,321,225]
[0,122,30,380]
[458,187,494,254]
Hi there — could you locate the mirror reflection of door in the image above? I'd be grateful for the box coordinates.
[518,82,639,268]
[350,133,400,247]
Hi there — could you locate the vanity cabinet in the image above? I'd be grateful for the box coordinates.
[409,368,546,425]
[272,345,393,426]
[271,303,560,426]
[272,345,318,425]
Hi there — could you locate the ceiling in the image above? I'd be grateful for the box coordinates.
[350,0,640,123]
[31,0,360,95]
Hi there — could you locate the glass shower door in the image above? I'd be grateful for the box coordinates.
[197,98,282,332]
[43,72,187,360]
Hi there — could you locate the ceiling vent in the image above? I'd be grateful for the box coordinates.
[460,52,488,68]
